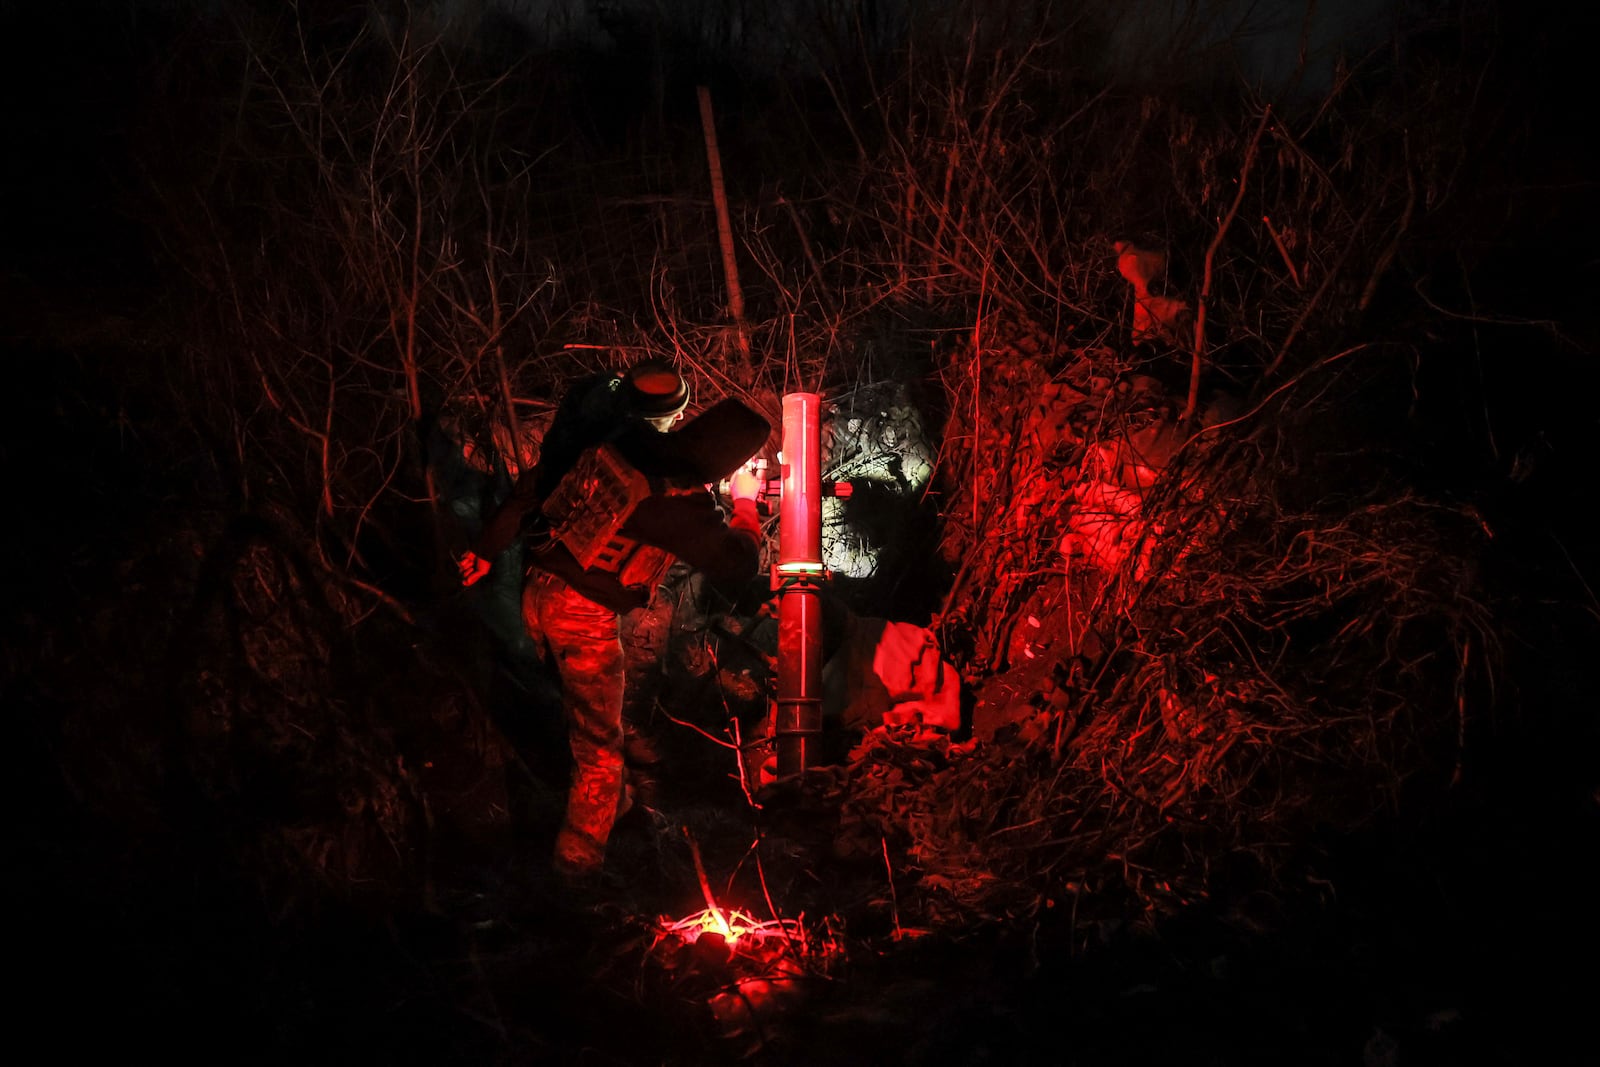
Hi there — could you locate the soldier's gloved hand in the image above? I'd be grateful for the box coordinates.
[728,469,762,503]
[457,550,491,587]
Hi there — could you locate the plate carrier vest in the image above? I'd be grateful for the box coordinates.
[539,443,674,594]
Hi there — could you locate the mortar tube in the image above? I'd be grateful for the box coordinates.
[774,392,824,777]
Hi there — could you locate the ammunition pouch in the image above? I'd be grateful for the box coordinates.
[538,444,674,595]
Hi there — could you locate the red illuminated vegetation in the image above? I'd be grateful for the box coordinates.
[8,2,1595,1063]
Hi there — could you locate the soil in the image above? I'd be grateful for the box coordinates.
[21,723,1596,1065]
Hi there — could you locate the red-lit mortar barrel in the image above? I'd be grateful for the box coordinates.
[774,392,824,776]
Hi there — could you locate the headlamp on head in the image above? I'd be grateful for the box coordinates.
[622,361,690,421]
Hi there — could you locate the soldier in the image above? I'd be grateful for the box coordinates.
[458,361,766,883]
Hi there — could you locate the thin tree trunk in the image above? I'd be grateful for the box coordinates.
[1187,107,1271,423]
[697,86,751,366]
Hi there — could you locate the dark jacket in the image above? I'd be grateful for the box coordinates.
[474,377,764,613]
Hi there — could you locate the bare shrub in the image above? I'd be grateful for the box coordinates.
[133,1,1513,923]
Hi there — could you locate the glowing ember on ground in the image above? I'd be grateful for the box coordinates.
[658,906,806,948]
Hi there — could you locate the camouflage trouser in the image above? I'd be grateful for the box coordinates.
[522,571,625,876]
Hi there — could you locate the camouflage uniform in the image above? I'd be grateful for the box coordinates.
[471,372,767,883]
[521,571,628,876]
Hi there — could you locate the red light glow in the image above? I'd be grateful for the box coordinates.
[658,906,805,949]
